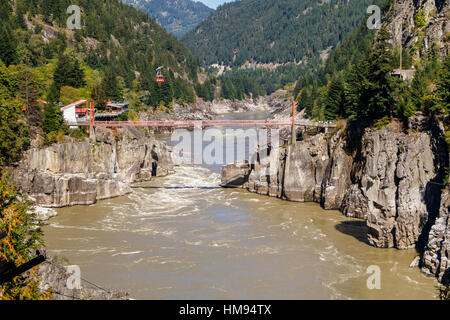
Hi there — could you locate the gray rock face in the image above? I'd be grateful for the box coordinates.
[12,127,175,207]
[217,0,450,285]
[422,186,450,282]
[221,117,447,283]
[248,146,285,198]
[321,134,353,210]
[386,0,449,58]
[341,184,369,219]
[38,256,128,300]
[283,134,329,202]
[221,161,251,188]
[359,126,436,249]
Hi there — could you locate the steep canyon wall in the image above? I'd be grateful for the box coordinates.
[221,115,449,282]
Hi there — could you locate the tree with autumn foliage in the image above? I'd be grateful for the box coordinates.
[0,172,51,300]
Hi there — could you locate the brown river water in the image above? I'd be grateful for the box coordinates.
[43,113,439,299]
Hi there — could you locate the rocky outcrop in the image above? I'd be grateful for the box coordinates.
[282,134,329,202]
[38,255,128,300]
[361,126,437,249]
[387,0,449,58]
[221,161,251,188]
[422,185,450,282]
[11,127,175,207]
[221,115,448,282]
[321,133,353,210]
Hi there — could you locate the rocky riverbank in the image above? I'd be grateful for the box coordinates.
[221,113,449,284]
[37,254,129,300]
[10,126,175,208]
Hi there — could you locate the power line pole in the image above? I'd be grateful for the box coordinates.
[291,100,296,145]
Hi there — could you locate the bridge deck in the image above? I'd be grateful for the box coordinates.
[67,120,336,128]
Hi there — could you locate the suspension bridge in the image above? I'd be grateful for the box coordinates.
[68,101,336,129]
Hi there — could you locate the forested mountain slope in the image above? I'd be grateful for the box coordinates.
[294,0,449,122]
[0,0,200,165]
[182,0,377,67]
[123,0,213,38]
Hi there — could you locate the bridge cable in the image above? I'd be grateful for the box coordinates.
[44,259,112,294]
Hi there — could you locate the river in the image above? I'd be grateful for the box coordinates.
[43,112,439,300]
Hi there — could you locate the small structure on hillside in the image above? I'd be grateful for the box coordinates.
[60,99,89,128]
[105,101,129,113]
[391,66,416,81]
[95,101,129,120]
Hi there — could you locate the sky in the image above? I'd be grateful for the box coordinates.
[197,0,234,9]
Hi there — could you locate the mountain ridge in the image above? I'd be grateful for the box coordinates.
[123,0,214,38]
[182,0,378,67]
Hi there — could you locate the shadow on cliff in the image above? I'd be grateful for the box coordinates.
[417,117,448,253]
[335,220,370,245]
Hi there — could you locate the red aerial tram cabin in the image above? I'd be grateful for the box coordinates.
[155,66,165,83]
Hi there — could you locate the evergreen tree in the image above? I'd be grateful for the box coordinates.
[53,54,72,90]
[102,69,122,102]
[46,82,60,104]
[159,81,173,107]
[432,56,450,116]
[0,61,30,165]
[69,59,86,89]
[221,79,237,100]
[344,62,369,119]
[0,25,17,66]
[16,66,39,107]
[91,83,107,109]
[325,75,346,120]
[298,86,315,118]
[356,27,396,120]
[42,103,66,135]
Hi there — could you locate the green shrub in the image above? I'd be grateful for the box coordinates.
[44,130,66,146]
[68,128,88,140]
[415,10,427,28]
[374,116,390,130]
[0,172,52,300]
[42,104,67,135]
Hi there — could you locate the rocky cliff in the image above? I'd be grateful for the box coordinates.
[37,255,129,300]
[422,184,449,283]
[387,0,449,57]
[10,127,175,208]
[221,114,449,283]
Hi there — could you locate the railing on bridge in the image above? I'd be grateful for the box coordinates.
[67,101,337,129]
[92,120,336,128]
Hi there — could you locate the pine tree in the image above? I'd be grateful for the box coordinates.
[16,66,40,107]
[69,59,86,89]
[42,103,66,134]
[101,69,122,102]
[0,25,17,66]
[325,75,346,120]
[0,61,30,165]
[91,83,106,109]
[298,87,314,118]
[431,56,450,115]
[364,27,397,120]
[46,82,60,104]
[53,54,72,90]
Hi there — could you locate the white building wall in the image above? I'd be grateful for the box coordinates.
[62,106,76,123]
